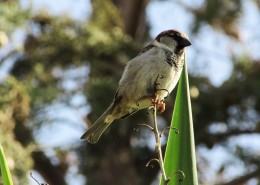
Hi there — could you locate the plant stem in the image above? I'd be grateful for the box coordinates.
[151,106,168,185]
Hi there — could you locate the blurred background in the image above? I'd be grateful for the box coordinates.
[0,0,260,184]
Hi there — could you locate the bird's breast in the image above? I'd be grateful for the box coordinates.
[117,48,184,109]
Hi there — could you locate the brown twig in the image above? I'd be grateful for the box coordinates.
[149,105,168,185]
[30,172,49,185]
[160,126,179,137]
[145,158,160,168]
[138,73,182,184]
[138,123,154,131]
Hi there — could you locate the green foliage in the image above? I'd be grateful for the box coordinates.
[160,57,198,185]
[0,77,33,184]
[0,145,13,185]
[0,141,32,185]
[192,0,242,37]
[91,0,123,28]
[0,0,30,34]
[0,76,30,130]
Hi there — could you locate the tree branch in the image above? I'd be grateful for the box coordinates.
[198,128,260,148]
[218,168,260,185]
[32,151,67,185]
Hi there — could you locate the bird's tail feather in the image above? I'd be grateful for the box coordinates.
[80,105,114,144]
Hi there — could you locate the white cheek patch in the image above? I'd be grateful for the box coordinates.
[153,40,173,51]
[153,36,179,52]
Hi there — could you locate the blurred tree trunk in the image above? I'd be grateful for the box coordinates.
[112,0,149,38]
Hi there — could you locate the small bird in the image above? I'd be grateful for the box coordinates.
[81,29,191,143]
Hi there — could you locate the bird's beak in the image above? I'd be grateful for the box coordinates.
[180,38,192,47]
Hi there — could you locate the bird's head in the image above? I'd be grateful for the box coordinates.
[154,29,192,53]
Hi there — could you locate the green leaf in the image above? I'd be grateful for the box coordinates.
[0,145,14,185]
[160,55,198,185]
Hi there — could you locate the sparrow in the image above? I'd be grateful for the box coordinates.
[81,29,191,144]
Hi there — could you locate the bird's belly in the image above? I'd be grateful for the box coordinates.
[130,63,183,109]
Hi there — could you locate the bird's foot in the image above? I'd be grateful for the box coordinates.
[157,100,166,113]
[151,94,166,113]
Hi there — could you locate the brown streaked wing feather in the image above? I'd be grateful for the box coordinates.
[137,44,155,56]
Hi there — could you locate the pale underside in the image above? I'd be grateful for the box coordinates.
[105,46,184,123]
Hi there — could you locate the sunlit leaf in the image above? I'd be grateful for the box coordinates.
[160,55,198,185]
[0,145,14,185]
